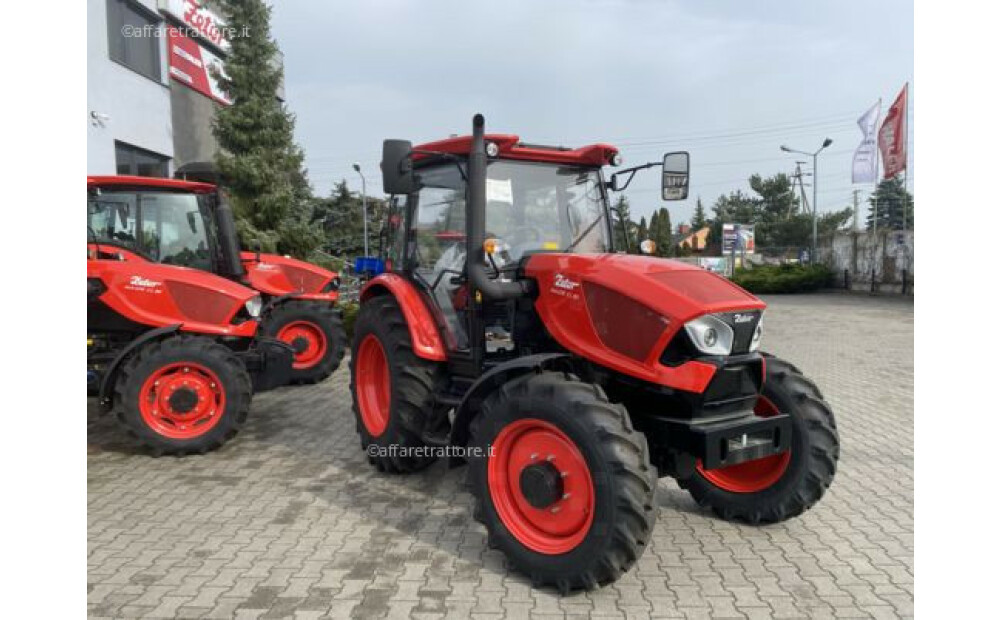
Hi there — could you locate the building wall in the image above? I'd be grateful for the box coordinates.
[170,84,220,169]
[87,0,174,174]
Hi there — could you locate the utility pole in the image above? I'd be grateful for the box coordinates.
[352,163,368,257]
[852,189,860,231]
[781,139,832,264]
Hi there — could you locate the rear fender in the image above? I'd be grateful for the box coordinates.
[360,274,446,361]
[98,324,181,410]
[447,353,572,462]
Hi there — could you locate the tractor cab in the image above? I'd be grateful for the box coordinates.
[87,176,241,278]
[379,120,688,372]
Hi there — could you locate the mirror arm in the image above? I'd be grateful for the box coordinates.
[608,161,662,192]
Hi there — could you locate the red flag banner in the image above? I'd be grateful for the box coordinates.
[878,84,908,178]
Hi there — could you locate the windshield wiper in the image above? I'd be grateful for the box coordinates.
[563,211,606,253]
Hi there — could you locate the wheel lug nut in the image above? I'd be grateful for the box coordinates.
[562,493,571,500]
[560,472,569,478]
[550,506,561,514]
[546,455,555,462]
[530,453,538,460]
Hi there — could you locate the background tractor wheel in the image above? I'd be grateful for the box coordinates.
[113,335,252,455]
[263,300,346,384]
[467,371,657,593]
[349,295,445,473]
[679,354,839,524]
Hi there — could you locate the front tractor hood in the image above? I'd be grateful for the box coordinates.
[525,253,765,325]
[524,253,765,390]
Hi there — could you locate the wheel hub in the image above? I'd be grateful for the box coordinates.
[276,321,328,370]
[519,462,564,509]
[167,387,199,414]
[290,336,309,354]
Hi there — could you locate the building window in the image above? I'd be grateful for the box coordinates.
[106,0,162,81]
[115,141,170,177]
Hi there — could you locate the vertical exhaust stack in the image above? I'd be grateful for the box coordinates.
[466,114,530,300]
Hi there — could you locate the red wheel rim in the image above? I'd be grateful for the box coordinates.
[356,334,391,437]
[138,362,226,440]
[696,395,792,493]
[488,418,595,555]
[277,321,328,370]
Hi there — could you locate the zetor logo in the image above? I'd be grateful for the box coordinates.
[733,313,755,324]
[553,274,580,291]
[128,275,162,290]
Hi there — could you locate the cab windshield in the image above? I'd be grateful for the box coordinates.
[87,190,216,271]
[485,160,611,259]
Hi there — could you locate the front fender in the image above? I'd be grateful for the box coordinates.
[447,353,572,463]
[360,274,446,361]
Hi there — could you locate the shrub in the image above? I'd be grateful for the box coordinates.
[732,263,832,294]
[340,302,359,341]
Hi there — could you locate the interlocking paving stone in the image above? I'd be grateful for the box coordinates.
[89,293,914,618]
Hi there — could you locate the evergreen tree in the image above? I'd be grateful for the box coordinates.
[653,207,674,257]
[212,0,320,257]
[637,216,648,245]
[611,195,635,252]
[691,197,708,231]
[865,177,914,231]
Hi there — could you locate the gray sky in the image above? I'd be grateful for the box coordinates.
[271,0,913,226]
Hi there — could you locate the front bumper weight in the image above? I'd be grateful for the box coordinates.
[240,336,294,392]
[654,412,792,471]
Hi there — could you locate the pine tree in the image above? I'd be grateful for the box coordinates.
[658,208,674,257]
[212,0,320,257]
[865,177,913,231]
[637,216,648,245]
[691,197,708,231]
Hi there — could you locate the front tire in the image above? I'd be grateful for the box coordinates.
[468,372,657,592]
[263,300,346,384]
[113,335,252,455]
[349,295,445,473]
[679,355,839,523]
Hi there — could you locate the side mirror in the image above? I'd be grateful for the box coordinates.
[661,151,690,201]
[381,139,419,195]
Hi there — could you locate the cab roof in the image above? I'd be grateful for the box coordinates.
[413,134,620,167]
[87,175,216,194]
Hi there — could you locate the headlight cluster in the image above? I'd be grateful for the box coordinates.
[683,312,764,356]
[244,295,263,318]
[684,314,734,356]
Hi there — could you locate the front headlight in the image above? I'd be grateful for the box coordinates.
[244,295,262,318]
[749,315,764,352]
[684,314,734,356]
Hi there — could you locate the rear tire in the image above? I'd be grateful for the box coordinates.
[113,335,252,455]
[467,372,657,592]
[679,355,839,523]
[262,300,346,384]
[349,295,445,473]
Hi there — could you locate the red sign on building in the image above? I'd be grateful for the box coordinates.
[167,29,232,106]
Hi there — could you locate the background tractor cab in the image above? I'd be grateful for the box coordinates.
[351,114,838,592]
[87,173,346,384]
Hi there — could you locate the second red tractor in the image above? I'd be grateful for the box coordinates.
[87,174,346,384]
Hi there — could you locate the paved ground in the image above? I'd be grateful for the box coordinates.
[88,293,914,619]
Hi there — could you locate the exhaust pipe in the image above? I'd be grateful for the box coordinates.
[215,192,246,279]
[467,114,531,300]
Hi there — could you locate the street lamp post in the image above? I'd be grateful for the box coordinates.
[352,163,368,257]
[781,138,832,263]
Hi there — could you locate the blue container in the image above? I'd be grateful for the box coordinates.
[354,256,385,276]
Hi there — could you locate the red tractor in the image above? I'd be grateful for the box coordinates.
[87,174,345,384]
[350,115,839,591]
[88,241,293,454]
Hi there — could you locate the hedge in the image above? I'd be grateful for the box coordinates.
[732,263,832,294]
